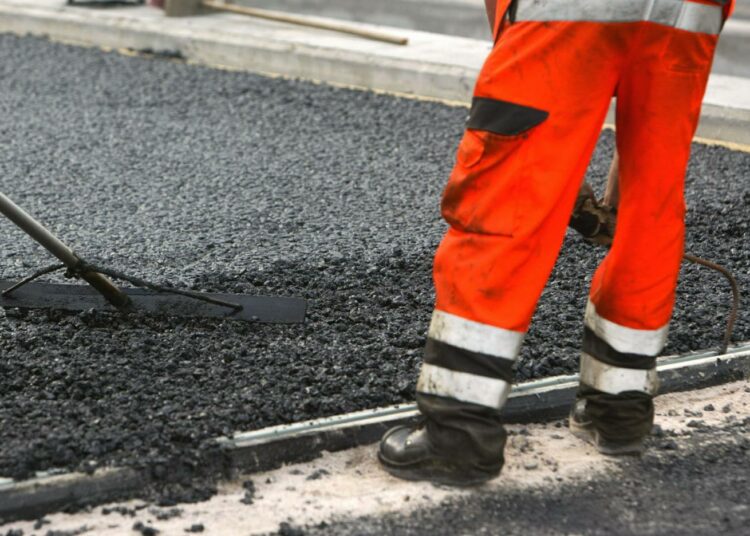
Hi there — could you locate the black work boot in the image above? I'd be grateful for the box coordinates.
[569,397,648,456]
[378,422,501,486]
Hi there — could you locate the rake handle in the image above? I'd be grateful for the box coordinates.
[0,193,131,309]
[201,1,409,46]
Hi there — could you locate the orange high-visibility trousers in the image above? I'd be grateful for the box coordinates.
[416,0,726,461]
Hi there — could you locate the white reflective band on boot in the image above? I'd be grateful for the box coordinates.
[585,300,668,356]
[429,310,525,359]
[580,353,660,395]
[515,0,723,35]
[417,363,513,409]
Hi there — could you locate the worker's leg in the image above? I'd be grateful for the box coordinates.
[380,20,625,480]
[577,23,718,448]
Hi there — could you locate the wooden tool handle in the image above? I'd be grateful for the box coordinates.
[201,1,409,46]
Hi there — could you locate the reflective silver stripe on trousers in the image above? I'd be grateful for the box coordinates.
[429,309,525,360]
[515,0,723,35]
[585,300,668,356]
[417,363,513,409]
[580,353,660,395]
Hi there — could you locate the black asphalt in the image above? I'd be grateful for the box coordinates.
[301,419,750,536]
[0,34,748,498]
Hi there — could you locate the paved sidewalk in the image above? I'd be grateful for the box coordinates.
[0,0,748,143]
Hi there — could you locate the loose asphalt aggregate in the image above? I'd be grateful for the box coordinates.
[0,34,748,500]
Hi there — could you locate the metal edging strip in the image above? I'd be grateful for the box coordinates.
[219,342,750,455]
[0,468,142,524]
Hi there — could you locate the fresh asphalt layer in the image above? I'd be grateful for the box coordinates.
[0,34,748,498]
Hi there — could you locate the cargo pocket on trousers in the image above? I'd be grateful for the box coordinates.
[442,97,548,237]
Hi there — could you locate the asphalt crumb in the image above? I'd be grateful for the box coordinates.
[0,32,748,505]
[132,521,159,536]
[101,506,135,517]
[277,522,306,536]
[305,469,330,481]
[240,480,256,505]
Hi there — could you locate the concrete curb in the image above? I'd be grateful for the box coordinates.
[1,343,748,522]
[1,1,749,144]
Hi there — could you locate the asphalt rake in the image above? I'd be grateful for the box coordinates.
[0,192,306,324]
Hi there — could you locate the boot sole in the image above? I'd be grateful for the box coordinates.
[569,419,645,456]
[377,452,497,487]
